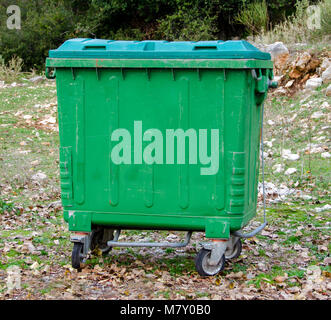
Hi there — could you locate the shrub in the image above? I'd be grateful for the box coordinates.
[156,6,217,41]
[0,0,76,71]
[235,0,269,35]
[0,0,324,71]
[252,0,330,45]
[0,55,24,83]
[311,0,331,41]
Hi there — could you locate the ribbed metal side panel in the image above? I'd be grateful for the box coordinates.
[215,74,225,210]
[109,76,120,207]
[178,77,190,209]
[74,79,85,205]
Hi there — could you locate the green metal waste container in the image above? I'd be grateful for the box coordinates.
[46,39,275,275]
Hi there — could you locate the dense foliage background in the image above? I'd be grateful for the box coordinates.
[0,0,324,70]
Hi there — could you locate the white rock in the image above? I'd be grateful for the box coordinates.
[262,151,270,159]
[295,52,311,70]
[322,66,331,84]
[314,136,326,141]
[30,261,40,270]
[273,75,283,82]
[326,84,331,97]
[282,149,292,155]
[288,113,297,123]
[31,172,47,181]
[287,154,300,161]
[258,181,296,202]
[29,76,44,84]
[294,43,307,48]
[31,160,40,166]
[282,149,300,160]
[48,116,56,124]
[40,116,56,124]
[307,145,324,154]
[321,101,329,109]
[265,42,289,59]
[11,82,17,87]
[24,241,37,254]
[267,120,275,125]
[42,265,51,274]
[321,152,331,159]
[0,80,5,87]
[265,140,273,148]
[285,168,297,175]
[314,204,331,213]
[23,115,32,120]
[305,77,323,90]
[273,163,284,173]
[320,58,331,71]
[311,111,324,119]
[285,80,295,88]
[18,150,31,155]
[275,87,287,94]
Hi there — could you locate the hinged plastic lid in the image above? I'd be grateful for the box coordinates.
[49,38,271,60]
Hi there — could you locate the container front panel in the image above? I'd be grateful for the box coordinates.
[56,67,263,230]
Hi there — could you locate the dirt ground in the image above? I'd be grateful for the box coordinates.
[0,80,330,300]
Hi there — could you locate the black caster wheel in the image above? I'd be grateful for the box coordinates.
[225,239,242,260]
[91,227,114,255]
[72,242,84,269]
[195,248,226,276]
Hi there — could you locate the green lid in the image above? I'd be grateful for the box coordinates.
[49,38,271,60]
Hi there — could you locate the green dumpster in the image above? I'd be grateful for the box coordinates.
[46,39,274,275]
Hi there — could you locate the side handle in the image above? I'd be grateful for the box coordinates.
[268,80,278,88]
[45,67,56,79]
[252,69,278,92]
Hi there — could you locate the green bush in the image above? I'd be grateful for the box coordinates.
[156,3,217,41]
[253,0,330,45]
[0,55,24,83]
[235,0,269,35]
[311,0,331,41]
[0,0,321,71]
[0,0,76,71]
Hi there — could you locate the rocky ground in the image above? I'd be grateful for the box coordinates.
[0,45,330,300]
[260,42,331,96]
